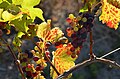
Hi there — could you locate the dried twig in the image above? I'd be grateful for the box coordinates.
[89,31,95,59]
[100,48,120,58]
[0,37,26,79]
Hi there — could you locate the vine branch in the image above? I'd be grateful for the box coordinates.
[56,56,120,79]
[0,37,25,79]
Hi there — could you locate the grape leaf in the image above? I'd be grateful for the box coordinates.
[21,0,40,8]
[13,34,22,46]
[0,1,10,10]
[0,0,2,4]
[10,14,32,32]
[0,9,3,19]
[20,0,44,21]
[7,4,20,15]
[99,0,120,29]
[1,10,23,22]
[12,0,23,5]
[36,21,63,43]
[2,11,15,21]
[27,8,44,21]
[36,22,50,39]
[7,0,12,3]
[51,44,76,79]
[20,7,44,21]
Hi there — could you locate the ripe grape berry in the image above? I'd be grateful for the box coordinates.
[44,50,51,61]
[35,64,44,71]
[33,56,39,61]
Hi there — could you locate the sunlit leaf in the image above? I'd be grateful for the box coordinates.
[33,74,45,79]
[7,4,20,15]
[0,1,10,10]
[13,35,22,46]
[0,0,2,4]
[36,21,64,43]
[79,3,88,13]
[99,0,120,29]
[10,15,32,32]
[12,0,23,5]
[51,44,76,79]
[36,22,50,39]
[28,8,44,21]
[17,32,24,38]
[21,0,40,8]
[0,9,3,19]
[2,11,15,21]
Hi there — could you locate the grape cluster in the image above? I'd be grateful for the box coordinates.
[66,13,94,56]
[19,50,45,78]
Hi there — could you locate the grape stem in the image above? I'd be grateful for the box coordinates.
[89,31,95,59]
[0,37,26,79]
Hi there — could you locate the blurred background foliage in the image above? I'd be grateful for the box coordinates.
[0,0,120,79]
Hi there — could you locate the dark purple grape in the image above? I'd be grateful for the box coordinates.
[79,12,82,15]
[26,71,33,78]
[25,50,33,58]
[33,36,39,42]
[71,40,78,48]
[21,58,28,62]
[22,66,27,72]
[78,20,84,25]
[70,47,75,52]
[81,32,87,39]
[35,64,44,71]
[88,17,94,23]
[71,33,77,38]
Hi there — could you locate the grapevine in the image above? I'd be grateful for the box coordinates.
[0,0,120,79]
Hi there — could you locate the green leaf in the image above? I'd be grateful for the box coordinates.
[0,1,10,10]
[89,0,96,5]
[13,35,22,46]
[12,0,23,5]
[10,15,32,32]
[7,4,20,15]
[21,0,40,8]
[17,32,24,38]
[28,8,44,21]
[79,3,88,13]
[7,0,12,3]
[13,31,25,46]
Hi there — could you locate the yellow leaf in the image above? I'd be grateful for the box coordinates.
[99,0,120,29]
[36,21,64,43]
[2,11,15,21]
[51,44,77,79]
